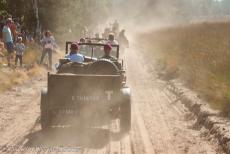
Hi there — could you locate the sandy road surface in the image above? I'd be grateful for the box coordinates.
[0,43,225,154]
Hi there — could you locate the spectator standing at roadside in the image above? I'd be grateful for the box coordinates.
[9,21,17,42]
[40,30,56,69]
[15,37,25,67]
[2,18,14,67]
[6,14,17,41]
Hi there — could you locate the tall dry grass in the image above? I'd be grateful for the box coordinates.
[0,44,44,93]
[138,22,230,115]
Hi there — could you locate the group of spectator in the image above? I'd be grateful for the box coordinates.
[1,16,24,67]
[0,13,58,70]
[0,16,128,70]
[0,14,36,67]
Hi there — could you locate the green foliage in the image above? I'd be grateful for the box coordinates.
[0,0,7,15]
[0,0,37,32]
[38,0,111,41]
[0,0,110,41]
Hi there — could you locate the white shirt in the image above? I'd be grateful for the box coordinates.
[41,36,56,50]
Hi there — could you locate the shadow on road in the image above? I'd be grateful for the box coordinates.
[24,126,125,149]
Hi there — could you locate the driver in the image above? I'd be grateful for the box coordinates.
[65,43,84,63]
[101,44,117,61]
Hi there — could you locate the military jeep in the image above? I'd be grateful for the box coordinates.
[40,42,131,133]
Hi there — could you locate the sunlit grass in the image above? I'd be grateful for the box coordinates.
[0,44,44,93]
[139,21,230,116]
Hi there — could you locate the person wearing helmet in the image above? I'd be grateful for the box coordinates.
[107,33,118,45]
[101,44,117,61]
[65,43,84,63]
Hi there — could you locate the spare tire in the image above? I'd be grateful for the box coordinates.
[58,62,85,74]
[88,59,119,75]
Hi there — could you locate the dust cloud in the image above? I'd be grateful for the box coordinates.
[43,0,230,41]
[109,0,230,33]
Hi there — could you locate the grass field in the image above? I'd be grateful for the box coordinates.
[138,21,230,116]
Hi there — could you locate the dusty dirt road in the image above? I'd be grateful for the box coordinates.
[0,43,225,154]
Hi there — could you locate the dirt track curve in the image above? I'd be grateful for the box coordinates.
[0,43,225,154]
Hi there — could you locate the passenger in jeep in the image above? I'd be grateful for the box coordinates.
[101,44,117,61]
[65,43,84,63]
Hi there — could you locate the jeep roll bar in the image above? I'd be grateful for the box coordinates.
[65,42,120,59]
[84,38,108,41]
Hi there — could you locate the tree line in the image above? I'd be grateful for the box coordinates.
[0,0,111,40]
[2,0,229,39]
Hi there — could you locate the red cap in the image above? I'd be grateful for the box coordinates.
[70,42,79,50]
[104,44,112,50]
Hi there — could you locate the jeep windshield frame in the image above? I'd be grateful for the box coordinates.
[66,42,120,59]
[84,38,108,42]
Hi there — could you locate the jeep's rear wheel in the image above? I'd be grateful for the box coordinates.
[88,59,119,75]
[41,92,51,130]
[120,99,131,133]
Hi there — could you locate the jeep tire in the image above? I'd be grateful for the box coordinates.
[40,91,51,130]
